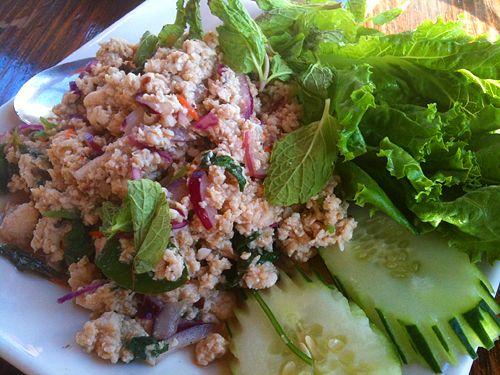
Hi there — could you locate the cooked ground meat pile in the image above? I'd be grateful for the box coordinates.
[0,33,356,366]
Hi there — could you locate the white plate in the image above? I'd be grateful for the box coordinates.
[0,1,499,374]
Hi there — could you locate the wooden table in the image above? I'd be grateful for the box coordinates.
[0,0,499,374]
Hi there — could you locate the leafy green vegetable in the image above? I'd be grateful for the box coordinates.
[158,0,187,47]
[0,244,68,279]
[43,211,94,264]
[366,1,410,26]
[125,336,169,361]
[264,99,338,205]
[134,200,171,274]
[97,202,123,234]
[218,231,279,290]
[185,0,204,39]
[134,31,159,73]
[200,151,246,192]
[40,117,55,129]
[95,239,188,294]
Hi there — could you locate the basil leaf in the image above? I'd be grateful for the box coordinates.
[134,31,159,74]
[95,239,188,294]
[264,99,339,205]
[200,151,246,192]
[0,244,68,280]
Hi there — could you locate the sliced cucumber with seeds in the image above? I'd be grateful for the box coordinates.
[229,270,402,375]
[320,206,500,373]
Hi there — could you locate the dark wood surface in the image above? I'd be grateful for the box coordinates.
[0,0,499,374]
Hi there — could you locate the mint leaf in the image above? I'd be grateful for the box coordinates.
[209,0,267,79]
[64,218,94,264]
[97,202,123,234]
[108,199,133,239]
[127,179,165,250]
[264,99,339,205]
[134,201,171,274]
[43,211,81,220]
[200,151,246,192]
[298,62,333,99]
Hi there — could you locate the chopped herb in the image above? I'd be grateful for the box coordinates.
[33,130,50,138]
[125,336,169,361]
[328,225,335,234]
[40,117,56,129]
[169,165,190,184]
[0,244,68,280]
[200,151,246,192]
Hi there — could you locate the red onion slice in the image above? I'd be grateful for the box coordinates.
[238,73,253,120]
[122,107,144,134]
[244,131,267,179]
[57,282,104,304]
[128,135,173,163]
[171,220,189,230]
[84,134,104,157]
[166,176,189,201]
[269,222,279,228]
[152,301,186,340]
[69,81,81,96]
[136,94,163,115]
[78,59,98,79]
[171,127,190,142]
[194,112,218,130]
[136,295,164,320]
[17,124,45,132]
[132,167,143,180]
[188,170,216,230]
[217,64,228,76]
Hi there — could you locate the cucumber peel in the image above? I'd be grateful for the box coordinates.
[229,270,402,375]
[320,206,500,373]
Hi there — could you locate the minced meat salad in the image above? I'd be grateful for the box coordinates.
[0,1,356,367]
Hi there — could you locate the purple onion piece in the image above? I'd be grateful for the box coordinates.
[113,231,134,239]
[270,96,285,114]
[136,295,164,320]
[17,124,45,131]
[71,114,91,126]
[269,222,279,228]
[194,112,218,130]
[132,167,143,180]
[171,127,191,142]
[57,282,104,304]
[166,176,188,202]
[188,170,216,231]
[128,135,173,163]
[69,81,81,96]
[238,73,253,120]
[152,301,186,340]
[122,107,144,134]
[78,59,98,79]
[136,94,162,115]
[176,320,209,333]
[84,134,104,157]
[157,150,173,164]
[171,220,189,230]
[244,131,267,179]
[217,64,228,76]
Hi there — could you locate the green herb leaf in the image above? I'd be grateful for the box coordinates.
[298,62,333,99]
[107,199,134,239]
[64,218,94,264]
[40,117,55,129]
[134,31,160,71]
[97,202,123,234]
[134,201,171,274]
[43,211,81,220]
[366,1,409,26]
[158,0,187,47]
[209,0,267,80]
[169,165,190,184]
[186,0,204,39]
[265,99,339,205]
[200,151,246,192]
[95,239,188,294]
[127,179,165,250]
[126,336,169,361]
[0,244,68,279]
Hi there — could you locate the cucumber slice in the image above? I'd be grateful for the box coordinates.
[320,206,500,373]
[229,271,402,375]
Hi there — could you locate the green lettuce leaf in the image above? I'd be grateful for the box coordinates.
[264,99,339,205]
[158,0,187,47]
[469,134,500,184]
[186,0,204,39]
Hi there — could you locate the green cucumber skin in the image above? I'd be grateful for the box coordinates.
[229,271,402,375]
[319,206,500,373]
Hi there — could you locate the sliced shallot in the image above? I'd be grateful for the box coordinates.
[122,107,144,134]
[244,130,267,179]
[57,282,104,304]
[238,73,253,120]
[152,301,187,340]
[194,112,218,130]
[188,170,216,230]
